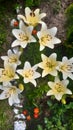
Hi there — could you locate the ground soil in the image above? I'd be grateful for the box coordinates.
[40,0,73,42]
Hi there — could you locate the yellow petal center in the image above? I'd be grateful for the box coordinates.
[40,34,52,46]
[8,55,18,63]
[23,69,34,79]
[26,12,39,26]
[44,58,57,71]
[2,67,15,78]
[60,64,72,72]
[54,82,65,93]
[5,87,16,97]
[19,33,29,42]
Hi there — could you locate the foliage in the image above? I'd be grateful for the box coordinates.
[37,101,73,130]
[52,0,61,14]
[0,7,7,52]
[46,0,61,14]
[63,3,73,58]
[65,3,73,26]
[0,100,13,130]
[25,0,41,7]
[0,2,16,53]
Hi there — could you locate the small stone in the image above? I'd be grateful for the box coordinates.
[13,108,19,114]
[15,114,26,119]
[14,120,26,130]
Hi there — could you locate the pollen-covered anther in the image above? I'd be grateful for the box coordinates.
[24,69,34,78]
[19,33,29,41]
[8,55,18,63]
[30,11,35,17]
[54,83,64,93]
[60,64,72,71]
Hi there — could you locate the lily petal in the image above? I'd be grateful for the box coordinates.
[40,44,45,51]
[40,13,46,19]
[48,82,54,89]
[30,79,37,87]
[25,7,31,19]
[12,29,25,40]
[0,90,9,99]
[48,27,57,36]
[55,94,62,101]
[66,89,72,95]
[34,72,41,79]
[52,37,61,44]
[24,61,31,69]
[47,90,53,96]
[34,9,40,15]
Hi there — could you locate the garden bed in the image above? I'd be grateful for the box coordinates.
[0,0,73,130]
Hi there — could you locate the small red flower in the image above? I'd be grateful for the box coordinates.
[14,21,19,27]
[34,107,39,114]
[32,29,37,35]
[23,110,28,115]
[34,113,39,119]
[26,115,31,121]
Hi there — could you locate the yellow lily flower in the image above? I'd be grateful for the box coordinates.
[17,61,41,87]
[57,56,73,80]
[37,23,61,51]
[0,64,19,82]
[12,20,36,48]
[47,77,72,101]
[17,7,46,26]
[38,53,58,77]
[1,48,21,68]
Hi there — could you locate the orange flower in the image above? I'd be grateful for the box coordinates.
[23,110,28,115]
[32,29,37,35]
[34,113,39,119]
[34,107,39,114]
[14,21,19,27]
[26,115,31,121]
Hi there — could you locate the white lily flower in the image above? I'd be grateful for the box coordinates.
[11,20,36,48]
[0,82,23,106]
[38,53,58,77]
[17,61,41,87]
[17,7,46,26]
[37,23,61,51]
[1,48,21,68]
[0,64,19,82]
[57,56,73,80]
[47,77,72,101]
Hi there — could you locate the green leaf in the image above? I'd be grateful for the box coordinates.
[37,125,43,130]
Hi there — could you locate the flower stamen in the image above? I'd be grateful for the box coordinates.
[54,82,64,93]
[23,69,34,79]
[8,55,18,63]
[5,87,16,97]
[40,34,52,46]
[30,11,35,17]
[60,64,72,72]
[2,69,14,78]
[19,33,29,42]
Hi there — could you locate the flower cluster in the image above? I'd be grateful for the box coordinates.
[0,7,72,107]
[23,107,40,120]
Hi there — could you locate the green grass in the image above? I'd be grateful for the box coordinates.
[0,100,13,130]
